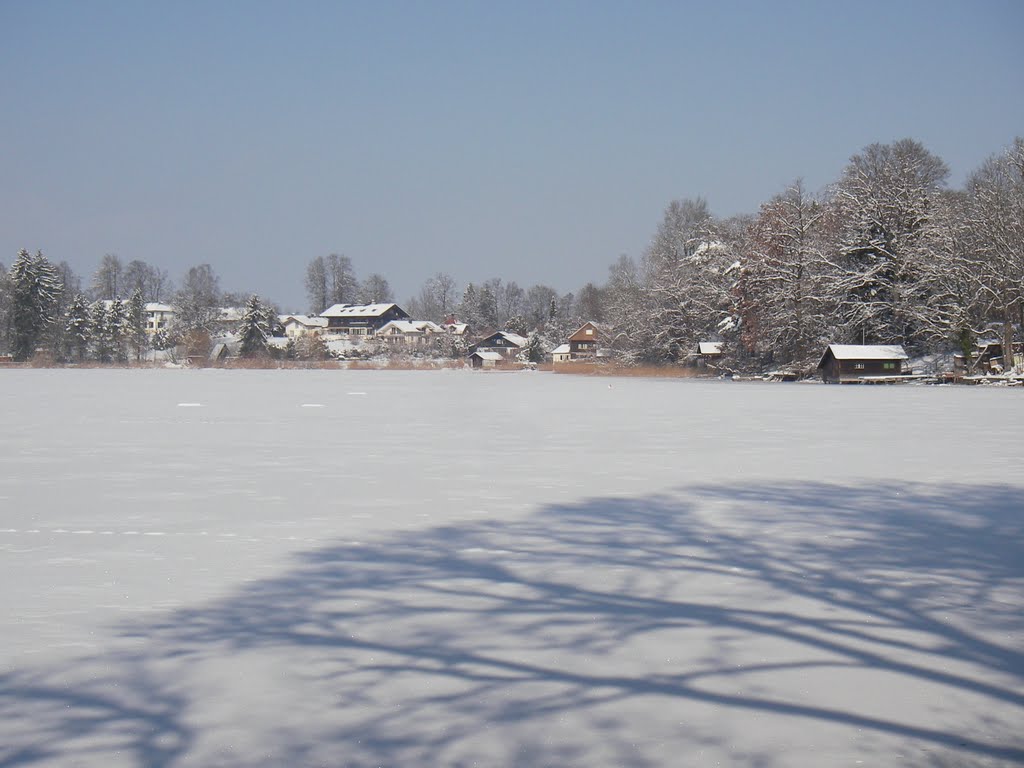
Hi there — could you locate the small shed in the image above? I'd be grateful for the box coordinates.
[817,344,909,383]
[469,350,503,369]
[551,343,571,364]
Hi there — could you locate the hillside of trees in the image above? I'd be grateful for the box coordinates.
[2,137,1022,371]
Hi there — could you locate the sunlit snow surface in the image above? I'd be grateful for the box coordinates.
[1,369,1022,767]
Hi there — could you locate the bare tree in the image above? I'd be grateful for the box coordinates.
[91,253,123,299]
[358,273,394,304]
[326,254,358,306]
[305,256,328,314]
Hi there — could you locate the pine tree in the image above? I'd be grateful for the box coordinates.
[127,288,147,361]
[108,299,128,362]
[90,301,112,362]
[522,332,546,363]
[9,249,62,361]
[64,294,92,362]
[239,295,270,357]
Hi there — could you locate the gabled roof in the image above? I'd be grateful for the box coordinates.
[377,320,442,335]
[568,322,602,342]
[321,303,403,319]
[470,350,504,361]
[476,330,528,348]
[280,314,328,328]
[818,344,909,367]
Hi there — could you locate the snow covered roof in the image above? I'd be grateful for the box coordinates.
[280,314,328,328]
[471,350,503,361]
[819,344,909,365]
[145,303,175,313]
[441,323,468,335]
[321,303,400,318]
[698,342,723,355]
[552,344,571,355]
[377,320,442,335]
[497,332,528,347]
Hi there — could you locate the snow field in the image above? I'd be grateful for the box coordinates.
[0,369,1022,767]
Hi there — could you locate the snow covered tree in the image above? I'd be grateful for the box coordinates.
[604,254,661,363]
[238,295,271,357]
[175,264,222,334]
[477,282,499,329]
[743,180,833,368]
[63,294,92,362]
[640,198,726,361]
[412,272,459,322]
[126,288,147,361]
[0,261,11,355]
[965,137,1024,370]
[9,249,63,361]
[523,283,559,331]
[828,139,950,349]
[107,299,128,362]
[89,301,112,362]
[521,331,547,363]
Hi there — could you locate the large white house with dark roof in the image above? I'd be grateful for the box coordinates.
[320,303,410,336]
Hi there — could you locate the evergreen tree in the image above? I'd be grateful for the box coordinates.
[9,249,62,361]
[64,294,92,362]
[90,301,112,362]
[239,295,270,357]
[127,288,147,361]
[522,331,546,363]
[0,261,11,355]
[108,299,128,362]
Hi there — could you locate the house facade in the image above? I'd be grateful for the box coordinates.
[144,303,176,335]
[320,303,411,336]
[471,331,528,361]
[567,322,602,359]
[279,315,328,339]
[817,344,909,383]
[376,320,443,346]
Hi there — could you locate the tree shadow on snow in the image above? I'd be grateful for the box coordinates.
[1,481,1022,766]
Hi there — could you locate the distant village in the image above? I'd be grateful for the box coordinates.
[2,135,1022,383]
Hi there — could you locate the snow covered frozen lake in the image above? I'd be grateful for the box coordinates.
[1,369,1022,767]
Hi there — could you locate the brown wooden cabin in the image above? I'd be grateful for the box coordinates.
[817,344,909,383]
[568,322,602,359]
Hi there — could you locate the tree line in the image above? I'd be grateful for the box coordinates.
[3,136,1022,369]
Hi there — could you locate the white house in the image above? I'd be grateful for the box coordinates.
[376,320,443,346]
[144,303,176,335]
[279,315,328,339]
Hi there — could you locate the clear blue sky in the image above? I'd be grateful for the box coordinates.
[2,0,1022,310]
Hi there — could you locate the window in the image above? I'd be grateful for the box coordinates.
[586,328,593,335]
[853,363,865,370]
[883,362,896,370]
